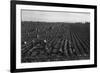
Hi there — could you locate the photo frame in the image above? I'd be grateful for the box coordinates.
[10,0,97,72]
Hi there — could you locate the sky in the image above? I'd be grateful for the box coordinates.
[21,10,90,23]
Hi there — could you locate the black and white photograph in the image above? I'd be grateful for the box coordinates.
[11,1,97,72]
[21,10,90,63]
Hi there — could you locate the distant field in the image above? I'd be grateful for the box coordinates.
[21,21,90,63]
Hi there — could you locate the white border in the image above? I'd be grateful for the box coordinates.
[16,4,94,69]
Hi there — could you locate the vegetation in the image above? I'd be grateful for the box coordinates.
[21,21,90,63]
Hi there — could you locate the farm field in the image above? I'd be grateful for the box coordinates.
[21,21,90,63]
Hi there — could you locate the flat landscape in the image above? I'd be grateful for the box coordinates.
[21,21,90,63]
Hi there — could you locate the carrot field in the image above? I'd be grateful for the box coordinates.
[21,21,90,63]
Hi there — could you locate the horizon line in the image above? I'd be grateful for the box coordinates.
[21,20,90,23]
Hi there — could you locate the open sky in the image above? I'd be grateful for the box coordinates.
[21,10,90,23]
